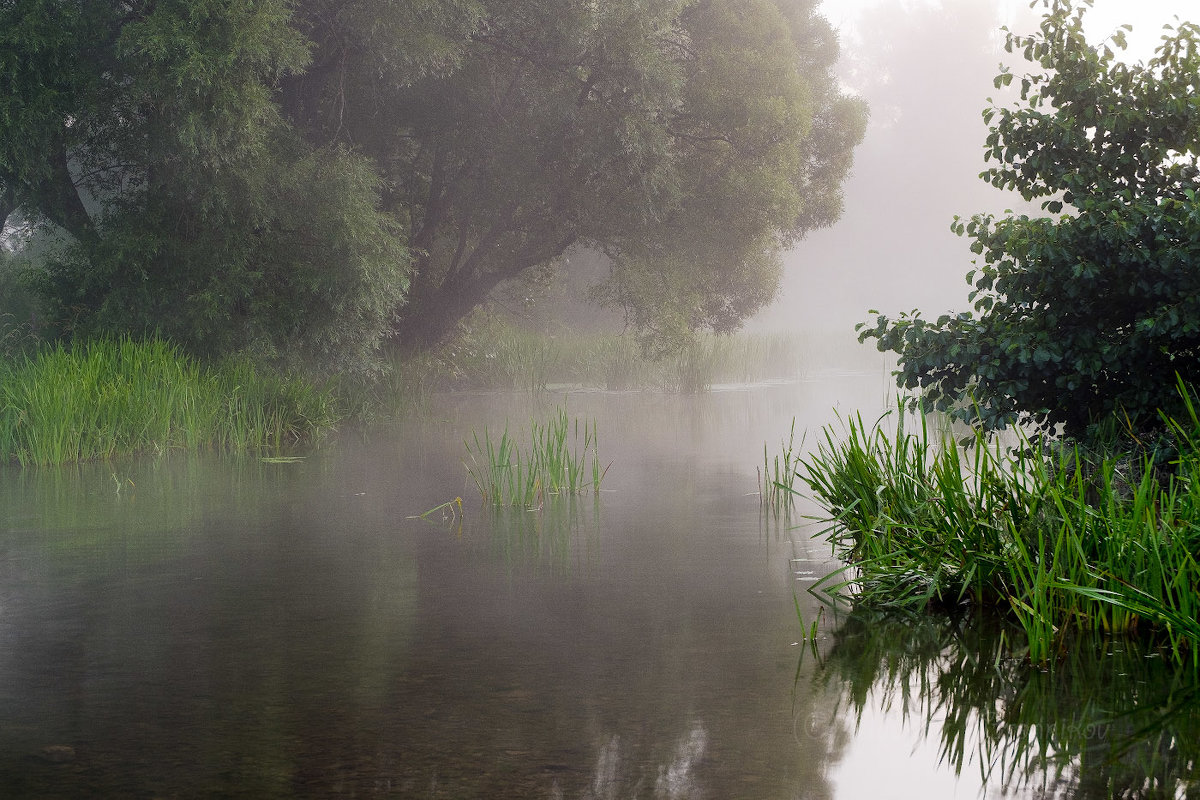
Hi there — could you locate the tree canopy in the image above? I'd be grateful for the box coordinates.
[0,0,408,372]
[283,0,866,353]
[2,0,864,367]
[860,0,1200,439]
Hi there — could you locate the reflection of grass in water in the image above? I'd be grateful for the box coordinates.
[0,448,421,798]
[0,451,322,561]
[479,495,600,574]
[465,407,606,508]
[799,396,1200,666]
[806,611,1200,796]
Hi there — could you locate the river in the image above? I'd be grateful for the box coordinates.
[0,365,1195,798]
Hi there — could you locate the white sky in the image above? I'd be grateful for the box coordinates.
[755,0,1200,335]
[821,0,1198,58]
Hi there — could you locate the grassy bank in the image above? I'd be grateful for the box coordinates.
[431,314,819,393]
[797,396,1200,666]
[0,337,340,466]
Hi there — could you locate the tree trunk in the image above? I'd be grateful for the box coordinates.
[389,268,504,354]
[389,230,578,354]
[31,135,94,242]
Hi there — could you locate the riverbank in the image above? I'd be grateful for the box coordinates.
[798,397,1200,667]
[0,324,840,465]
[0,337,339,466]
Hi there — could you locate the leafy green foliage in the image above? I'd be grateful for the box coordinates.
[858,0,1200,438]
[285,0,867,353]
[0,1,407,373]
[37,140,407,373]
[3,0,864,367]
[799,399,1200,666]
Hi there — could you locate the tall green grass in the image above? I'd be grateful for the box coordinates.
[339,349,442,422]
[0,337,340,465]
[464,407,607,507]
[798,395,1200,666]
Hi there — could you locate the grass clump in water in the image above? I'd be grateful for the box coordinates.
[798,392,1200,667]
[761,419,800,519]
[465,407,607,508]
[0,337,340,465]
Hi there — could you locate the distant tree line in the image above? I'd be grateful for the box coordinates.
[0,0,867,372]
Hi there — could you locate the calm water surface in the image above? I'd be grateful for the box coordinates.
[0,368,1196,798]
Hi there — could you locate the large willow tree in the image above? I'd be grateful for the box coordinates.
[2,0,865,364]
[0,0,407,372]
[284,0,866,352]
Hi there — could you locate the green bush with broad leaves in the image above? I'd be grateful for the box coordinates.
[859,0,1200,441]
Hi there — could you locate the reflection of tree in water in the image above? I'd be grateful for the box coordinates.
[806,611,1200,797]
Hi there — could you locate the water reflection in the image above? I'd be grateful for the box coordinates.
[807,611,1200,797]
[473,498,602,576]
[0,382,857,798]
[4,368,1190,797]
[562,723,708,800]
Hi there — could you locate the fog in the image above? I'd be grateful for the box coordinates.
[754,0,1198,337]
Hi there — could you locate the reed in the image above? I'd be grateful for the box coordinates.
[799,393,1200,666]
[582,335,653,390]
[0,337,340,465]
[338,350,441,421]
[436,321,564,392]
[760,419,800,518]
[464,407,607,507]
[442,317,810,392]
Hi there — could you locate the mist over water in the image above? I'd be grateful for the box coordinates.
[756,0,1032,337]
[3,1,1200,796]
[0,366,891,798]
[3,343,1195,797]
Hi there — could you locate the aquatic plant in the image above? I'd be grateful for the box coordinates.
[798,394,1200,666]
[410,497,464,524]
[0,337,340,465]
[760,419,800,518]
[663,337,723,393]
[464,407,607,507]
